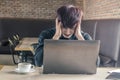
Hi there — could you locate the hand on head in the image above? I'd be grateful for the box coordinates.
[52,18,62,40]
[74,10,84,40]
[74,21,84,40]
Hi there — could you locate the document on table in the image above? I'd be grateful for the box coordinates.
[106,69,120,79]
[108,69,120,73]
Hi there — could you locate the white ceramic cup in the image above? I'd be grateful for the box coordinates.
[18,63,34,72]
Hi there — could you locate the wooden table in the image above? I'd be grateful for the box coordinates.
[0,66,119,80]
[14,37,38,62]
[0,65,4,70]
[15,37,38,51]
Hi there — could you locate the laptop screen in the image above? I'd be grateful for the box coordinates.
[43,39,100,74]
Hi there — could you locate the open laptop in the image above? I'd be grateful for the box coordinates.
[43,39,100,74]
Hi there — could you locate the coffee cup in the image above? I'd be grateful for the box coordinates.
[18,62,34,72]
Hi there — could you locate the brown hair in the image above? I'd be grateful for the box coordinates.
[57,5,81,28]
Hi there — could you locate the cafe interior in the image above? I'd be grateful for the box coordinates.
[0,0,120,80]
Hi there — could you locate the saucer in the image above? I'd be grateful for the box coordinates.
[14,68,35,74]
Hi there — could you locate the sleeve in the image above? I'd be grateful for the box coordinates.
[33,28,55,67]
[83,32,92,40]
[34,31,46,67]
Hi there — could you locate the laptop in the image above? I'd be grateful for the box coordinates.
[43,39,100,74]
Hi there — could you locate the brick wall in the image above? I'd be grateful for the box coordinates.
[0,0,75,19]
[1,0,119,20]
[75,0,84,10]
[84,0,120,20]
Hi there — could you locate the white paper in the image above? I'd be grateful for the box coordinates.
[108,69,120,73]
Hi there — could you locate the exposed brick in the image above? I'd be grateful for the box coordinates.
[0,0,75,19]
[83,0,120,20]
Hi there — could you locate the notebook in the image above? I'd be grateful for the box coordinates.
[43,39,100,74]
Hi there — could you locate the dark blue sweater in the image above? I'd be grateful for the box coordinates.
[34,28,93,67]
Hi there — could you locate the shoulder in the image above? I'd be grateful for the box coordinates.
[81,31,92,40]
[39,27,55,39]
[40,28,55,34]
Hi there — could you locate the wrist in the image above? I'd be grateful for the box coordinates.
[76,34,84,40]
[52,34,60,40]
